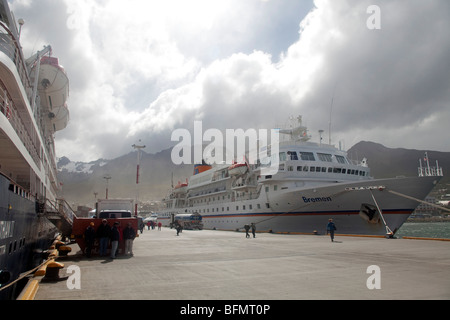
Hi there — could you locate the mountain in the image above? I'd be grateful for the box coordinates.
[58,141,449,208]
[347,141,449,182]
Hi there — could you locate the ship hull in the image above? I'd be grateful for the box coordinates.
[0,174,58,300]
[159,176,440,237]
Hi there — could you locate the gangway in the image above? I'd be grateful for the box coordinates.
[38,198,75,237]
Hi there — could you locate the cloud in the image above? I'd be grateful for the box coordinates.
[10,0,450,162]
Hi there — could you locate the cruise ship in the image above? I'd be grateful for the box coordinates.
[0,1,73,299]
[159,116,443,236]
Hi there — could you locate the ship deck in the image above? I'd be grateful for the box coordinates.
[30,227,449,304]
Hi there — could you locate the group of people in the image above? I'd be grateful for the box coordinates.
[146,220,162,230]
[84,219,136,259]
[244,223,256,238]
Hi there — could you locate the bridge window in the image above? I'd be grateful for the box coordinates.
[318,153,333,162]
[299,152,315,161]
[336,155,347,164]
[287,151,298,160]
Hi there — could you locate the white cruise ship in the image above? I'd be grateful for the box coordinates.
[158,116,442,237]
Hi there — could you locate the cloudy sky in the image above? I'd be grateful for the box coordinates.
[10,0,450,162]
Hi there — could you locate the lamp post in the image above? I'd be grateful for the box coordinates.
[103,175,111,199]
[132,141,146,216]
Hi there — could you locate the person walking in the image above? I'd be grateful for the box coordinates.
[251,223,256,238]
[84,222,96,258]
[244,224,250,238]
[158,222,162,231]
[123,222,136,256]
[175,221,183,236]
[110,222,120,259]
[96,219,111,257]
[327,218,337,242]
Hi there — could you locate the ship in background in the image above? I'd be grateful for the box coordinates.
[0,0,73,299]
[159,116,443,236]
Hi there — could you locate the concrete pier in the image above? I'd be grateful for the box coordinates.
[34,227,450,301]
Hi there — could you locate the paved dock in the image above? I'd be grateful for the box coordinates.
[34,228,450,301]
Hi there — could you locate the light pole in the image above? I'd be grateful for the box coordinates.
[103,175,111,199]
[132,141,146,216]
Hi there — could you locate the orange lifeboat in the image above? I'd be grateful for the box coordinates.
[228,162,248,176]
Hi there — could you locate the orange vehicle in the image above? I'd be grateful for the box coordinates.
[71,199,139,256]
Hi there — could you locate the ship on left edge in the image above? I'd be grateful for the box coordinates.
[0,0,74,300]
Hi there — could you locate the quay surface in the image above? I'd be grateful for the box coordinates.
[34,227,450,301]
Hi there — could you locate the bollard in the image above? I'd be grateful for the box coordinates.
[43,261,65,281]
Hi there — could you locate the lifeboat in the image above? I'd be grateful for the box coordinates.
[228,162,248,176]
[173,180,188,194]
[48,103,70,132]
[38,56,70,132]
[38,56,69,111]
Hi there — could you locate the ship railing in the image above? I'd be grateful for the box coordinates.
[42,198,75,224]
[0,21,31,92]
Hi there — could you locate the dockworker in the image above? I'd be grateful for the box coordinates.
[251,223,256,238]
[84,222,96,258]
[244,224,250,238]
[327,218,337,242]
[175,221,183,236]
[123,222,136,256]
[110,222,120,259]
[96,219,111,257]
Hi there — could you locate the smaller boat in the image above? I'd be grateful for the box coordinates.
[228,161,248,176]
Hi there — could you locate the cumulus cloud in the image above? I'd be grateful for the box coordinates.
[10,0,450,161]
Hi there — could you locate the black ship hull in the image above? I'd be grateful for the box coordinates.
[0,174,58,300]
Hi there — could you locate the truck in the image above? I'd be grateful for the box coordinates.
[174,212,203,230]
[71,199,139,256]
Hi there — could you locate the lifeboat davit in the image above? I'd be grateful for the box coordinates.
[38,56,69,132]
[228,162,248,176]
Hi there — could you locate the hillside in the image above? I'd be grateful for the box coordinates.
[58,141,449,208]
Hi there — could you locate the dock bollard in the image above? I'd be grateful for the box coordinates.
[43,261,65,281]
[58,246,72,256]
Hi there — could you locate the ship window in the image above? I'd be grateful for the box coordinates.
[300,152,315,161]
[297,166,302,171]
[287,151,298,160]
[328,167,333,173]
[274,185,278,191]
[288,166,294,171]
[322,167,327,173]
[310,167,315,172]
[336,155,347,164]
[279,164,285,171]
[318,153,333,162]
[303,166,309,172]
[279,152,287,161]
